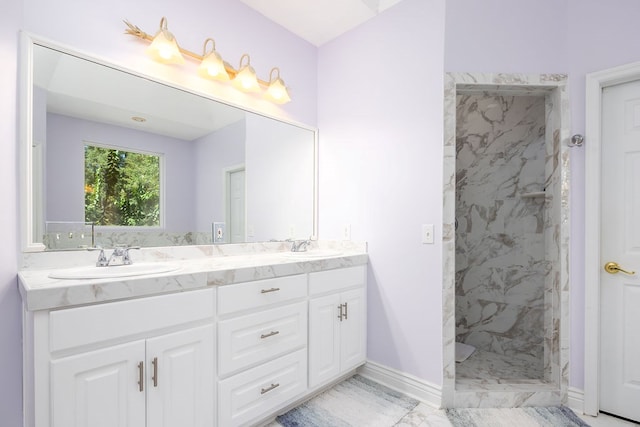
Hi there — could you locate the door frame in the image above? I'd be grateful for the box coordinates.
[584,61,640,416]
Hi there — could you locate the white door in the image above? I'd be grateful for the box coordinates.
[228,169,246,243]
[146,324,215,427]
[50,340,146,427]
[600,80,640,422]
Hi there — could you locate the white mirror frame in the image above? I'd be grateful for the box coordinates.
[18,32,318,252]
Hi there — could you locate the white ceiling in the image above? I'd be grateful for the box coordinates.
[239,0,406,46]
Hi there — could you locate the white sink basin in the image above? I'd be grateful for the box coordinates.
[49,263,180,280]
[279,250,343,259]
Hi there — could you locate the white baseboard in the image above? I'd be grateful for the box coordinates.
[567,387,584,413]
[357,360,442,408]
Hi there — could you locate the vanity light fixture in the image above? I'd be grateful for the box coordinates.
[124,17,291,104]
[232,54,260,92]
[145,17,185,65]
[197,38,229,81]
[264,67,291,104]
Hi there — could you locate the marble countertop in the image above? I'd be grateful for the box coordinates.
[18,243,368,311]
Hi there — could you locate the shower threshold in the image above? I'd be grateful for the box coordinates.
[455,348,545,384]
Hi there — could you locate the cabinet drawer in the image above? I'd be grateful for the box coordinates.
[218,301,307,376]
[50,288,215,352]
[309,265,366,296]
[218,349,307,427]
[218,274,306,316]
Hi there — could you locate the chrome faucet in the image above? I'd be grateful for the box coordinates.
[291,239,311,252]
[95,246,140,267]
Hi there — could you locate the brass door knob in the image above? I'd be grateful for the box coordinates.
[604,262,636,275]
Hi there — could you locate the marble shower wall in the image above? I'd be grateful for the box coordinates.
[455,94,548,368]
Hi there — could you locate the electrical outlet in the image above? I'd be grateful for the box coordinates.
[422,224,434,244]
[247,224,255,237]
[289,224,296,239]
[343,224,351,240]
[213,222,226,244]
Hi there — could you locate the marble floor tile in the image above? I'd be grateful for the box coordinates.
[395,403,452,427]
[576,412,640,427]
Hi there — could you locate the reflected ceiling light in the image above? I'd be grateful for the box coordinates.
[197,38,229,81]
[264,67,291,104]
[124,17,291,104]
[232,54,260,93]
[145,17,185,65]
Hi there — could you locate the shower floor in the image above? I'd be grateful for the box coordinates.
[456,348,544,384]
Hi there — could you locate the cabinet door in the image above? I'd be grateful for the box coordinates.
[308,293,341,388]
[340,288,367,371]
[51,340,146,427]
[146,324,215,427]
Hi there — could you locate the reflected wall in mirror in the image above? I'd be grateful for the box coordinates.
[22,36,317,251]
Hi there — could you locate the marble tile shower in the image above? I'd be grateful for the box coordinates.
[442,72,570,408]
[455,94,548,380]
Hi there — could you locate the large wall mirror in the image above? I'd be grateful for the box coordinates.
[20,34,317,252]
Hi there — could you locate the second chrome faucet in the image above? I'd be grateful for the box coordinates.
[95,246,140,267]
[290,240,311,252]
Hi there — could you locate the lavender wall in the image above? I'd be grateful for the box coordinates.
[444,0,640,389]
[564,0,640,389]
[318,0,446,381]
[0,1,22,425]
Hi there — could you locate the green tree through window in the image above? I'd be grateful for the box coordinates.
[84,145,161,226]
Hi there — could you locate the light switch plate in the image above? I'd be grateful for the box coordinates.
[422,224,434,244]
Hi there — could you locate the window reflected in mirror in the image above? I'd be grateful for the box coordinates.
[84,145,161,227]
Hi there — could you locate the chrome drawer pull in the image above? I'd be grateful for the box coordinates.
[260,330,280,339]
[261,383,280,394]
[261,287,281,294]
[137,361,144,392]
[151,357,158,387]
[343,302,348,320]
[337,304,344,321]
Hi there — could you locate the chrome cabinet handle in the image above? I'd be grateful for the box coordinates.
[343,302,348,320]
[261,287,281,294]
[260,330,280,339]
[261,383,280,395]
[137,361,144,392]
[337,304,344,321]
[152,357,158,387]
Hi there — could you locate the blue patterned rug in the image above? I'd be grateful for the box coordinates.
[275,375,420,426]
[273,374,591,427]
[445,406,590,427]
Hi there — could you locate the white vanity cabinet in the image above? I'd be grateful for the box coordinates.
[216,275,308,427]
[308,265,367,389]
[21,254,369,427]
[24,288,215,427]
